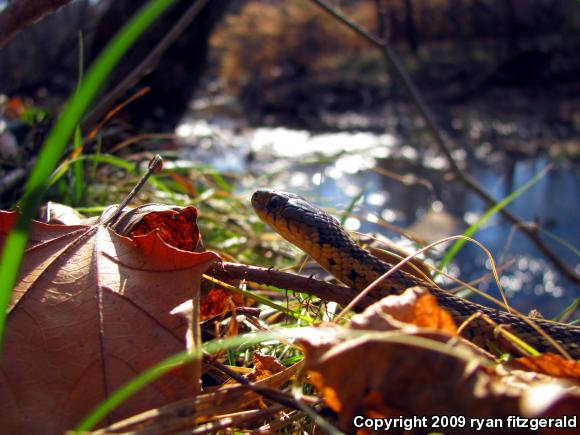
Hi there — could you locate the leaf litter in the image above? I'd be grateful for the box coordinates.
[298,287,579,433]
[0,202,578,434]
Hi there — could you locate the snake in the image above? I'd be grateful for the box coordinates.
[251,189,580,358]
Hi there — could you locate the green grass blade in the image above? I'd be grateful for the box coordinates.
[339,189,364,226]
[537,227,580,257]
[209,171,234,192]
[0,0,177,351]
[89,136,103,180]
[552,297,579,322]
[72,126,84,204]
[203,275,314,323]
[438,165,551,272]
[48,154,135,187]
[72,32,86,204]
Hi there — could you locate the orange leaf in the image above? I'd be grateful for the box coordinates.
[510,354,580,379]
[120,204,202,252]
[246,351,286,382]
[299,324,580,433]
[350,286,457,335]
[299,326,503,432]
[201,287,243,320]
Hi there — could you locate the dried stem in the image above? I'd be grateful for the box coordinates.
[104,154,163,228]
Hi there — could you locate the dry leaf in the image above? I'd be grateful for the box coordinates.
[246,351,286,382]
[201,287,244,320]
[0,207,219,434]
[116,204,202,252]
[508,354,580,380]
[299,327,512,432]
[298,290,578,433]
[39,201,86,225]
[350,286,457,334]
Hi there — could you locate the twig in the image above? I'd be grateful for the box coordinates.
[189,405,285,434]
[104,154,163,228]
[0,0,72,49]
[82,0,211,131]
[208,261,382,309]
[205,355,301,411]
[308,0,579,283]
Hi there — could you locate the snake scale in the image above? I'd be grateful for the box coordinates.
[252,189,579,358]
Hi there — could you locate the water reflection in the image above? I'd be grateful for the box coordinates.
[176,118,579,319]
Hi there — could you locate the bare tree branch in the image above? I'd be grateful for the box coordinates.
[209,262,383,310]
[0,0,72,49]
[309,0,579,284]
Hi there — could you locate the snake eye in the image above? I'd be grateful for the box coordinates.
[267,196,283,211]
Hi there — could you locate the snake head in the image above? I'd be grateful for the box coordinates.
[252,188,318,216]
[251,189,329,237]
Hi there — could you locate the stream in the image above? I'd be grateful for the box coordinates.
[176,98,580,320]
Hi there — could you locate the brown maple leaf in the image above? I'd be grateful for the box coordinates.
[0,206,219,435]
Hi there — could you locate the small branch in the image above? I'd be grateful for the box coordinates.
[105,154,163,228]
[0,0,72,49]
[309,0,579,283]
[213,364,301,410]
[81,0,211,132]
[208,262,381,309]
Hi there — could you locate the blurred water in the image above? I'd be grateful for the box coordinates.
[177,117,579,319]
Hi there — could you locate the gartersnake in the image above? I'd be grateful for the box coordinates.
[252,189,580,358]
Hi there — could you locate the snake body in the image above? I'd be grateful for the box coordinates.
[252,189,580,358]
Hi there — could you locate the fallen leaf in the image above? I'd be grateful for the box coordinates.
[350,286,457,334]
[113,204,202,252]
[246,351,286,382]
[297,290,578,433]
[0,207,219,434]
[299,326,509,432]
[39,202,86,225]
[507,354,580,380]
[0,210,87,250]
[113,204,244,321]
[200,287,244,320]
